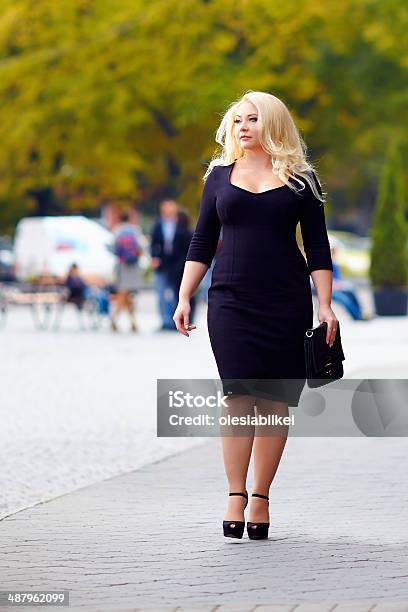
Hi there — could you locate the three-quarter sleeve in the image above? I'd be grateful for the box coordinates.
[299,171,333,274]
[185,166,221,267]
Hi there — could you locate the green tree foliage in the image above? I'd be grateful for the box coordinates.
[369,143,408,286]
[0,0,407,230]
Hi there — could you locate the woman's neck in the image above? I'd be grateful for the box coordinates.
[238,150,273,169]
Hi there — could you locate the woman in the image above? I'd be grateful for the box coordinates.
[173,91,338,540]
[111,210,142,332]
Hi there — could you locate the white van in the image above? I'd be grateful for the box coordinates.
[13,216,116,282]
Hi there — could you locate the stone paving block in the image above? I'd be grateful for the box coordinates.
[213,604,258,611]
[134,608,179,612]
[287,604,336,612]
[329,601,375,611]
[174,607,217,612]
[252,605,296,611]
[371,602,408,611]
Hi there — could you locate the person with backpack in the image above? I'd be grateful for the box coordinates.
[111,209,143,332]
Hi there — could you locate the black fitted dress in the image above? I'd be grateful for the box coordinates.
[185,162,333,406]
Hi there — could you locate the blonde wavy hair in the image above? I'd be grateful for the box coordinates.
[204,90,325,203]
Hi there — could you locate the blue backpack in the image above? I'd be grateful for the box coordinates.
[114,228,141,264]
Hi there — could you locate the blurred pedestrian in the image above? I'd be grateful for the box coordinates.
[168,210,197,324]
[330,238,365,320]
[111,210,143,332]
[65,262,87,310]
[150,199,179,331]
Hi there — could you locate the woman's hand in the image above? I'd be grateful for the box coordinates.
[173,298,197,337]
[318,303,338,347]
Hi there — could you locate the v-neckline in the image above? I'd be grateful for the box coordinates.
[228,161,288,195]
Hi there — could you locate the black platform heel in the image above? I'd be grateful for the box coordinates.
[247,492,270,540]
[223,491,248,539]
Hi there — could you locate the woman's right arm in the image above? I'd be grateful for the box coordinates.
[173,167,221,336]
[178,259,209,298]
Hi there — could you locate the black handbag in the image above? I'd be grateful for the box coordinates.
[304,321,345,388]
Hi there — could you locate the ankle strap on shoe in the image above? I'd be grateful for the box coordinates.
[252,492,269,500]
[229,491,248,499]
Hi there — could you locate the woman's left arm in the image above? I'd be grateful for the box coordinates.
[299,171,338,347]
[310,269,338,347]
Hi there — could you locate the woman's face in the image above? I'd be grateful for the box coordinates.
[233,100,261,151]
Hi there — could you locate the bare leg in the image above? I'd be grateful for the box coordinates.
[249,398,289,523]
[220,393,256,521]
[125,292,137,331]
[111,292,126,330]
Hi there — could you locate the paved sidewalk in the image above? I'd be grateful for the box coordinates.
[1,436,407,610]
[1,288,407,519]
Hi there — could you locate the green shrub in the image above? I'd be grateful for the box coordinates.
[369,144,408,287]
